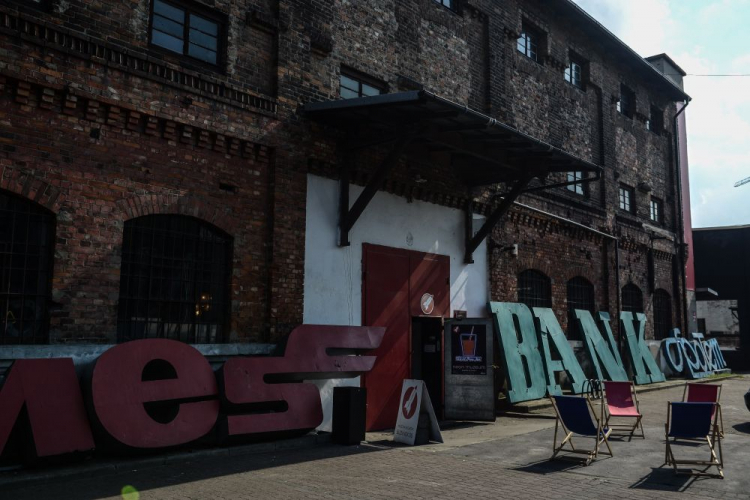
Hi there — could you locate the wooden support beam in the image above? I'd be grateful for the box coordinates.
[465,175,533,263]
[338,136,413,246]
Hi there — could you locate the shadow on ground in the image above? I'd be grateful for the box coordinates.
[3,442,398,500]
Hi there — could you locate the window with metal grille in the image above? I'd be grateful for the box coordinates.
[566,171,586,196]
[653,289,672,340]
[117,215,232,344]
[619,185,634,213]
[650,198,662,223]
[0,191,55,344]
[517,23,543,63]
[621,283,643,314]
[566,277,595,340]
[340,69,385,99]
[518,269,552,309]
[149,0,224,66]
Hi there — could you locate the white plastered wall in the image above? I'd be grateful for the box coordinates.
[303,174,490,431]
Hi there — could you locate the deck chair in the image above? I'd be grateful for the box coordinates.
[550,395,613,465]
[683,382,724,437]
[664,402,723,478]
[603,381,644,439]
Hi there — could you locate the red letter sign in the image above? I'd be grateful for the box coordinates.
[0,359,94,458]
[221,325,384,436]
[91,339,219,448]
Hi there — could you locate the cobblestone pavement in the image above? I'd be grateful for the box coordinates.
[5,376,749,500]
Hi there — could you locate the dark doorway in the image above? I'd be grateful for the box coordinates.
[412,316,444,416]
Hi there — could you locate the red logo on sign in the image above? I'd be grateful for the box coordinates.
[402,386,418,419]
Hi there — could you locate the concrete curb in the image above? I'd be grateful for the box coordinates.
[502,374,744,414]
[0,433,332,490]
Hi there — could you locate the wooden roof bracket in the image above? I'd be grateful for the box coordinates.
[464,175,534,264]
[338,135,415,247]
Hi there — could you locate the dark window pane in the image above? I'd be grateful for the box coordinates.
[190,13,218,36]
[117,215,231,344]
[340,87,359,99]
[152,31,184,53]
[153,14,184,38]
[361,83,381,97]
[189,29,217,50]
[154,0,184,23]
[340,75,359,92]
[518,270,552,309]
[567,277,595,340]
[622,284,643,313]
[0,191,54,344]
[188,43,217,64]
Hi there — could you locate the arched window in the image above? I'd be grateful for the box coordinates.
[117,215,232,343]
[621,283,643,314]
[0,191,55,344]
[566,277,595,340]
[653,289,672,340]
[518,269,552,309]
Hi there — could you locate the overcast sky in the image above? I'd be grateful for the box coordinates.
[571,0,750,229]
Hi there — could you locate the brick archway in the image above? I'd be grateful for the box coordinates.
[0,168,64,213]
[115,194,237,236]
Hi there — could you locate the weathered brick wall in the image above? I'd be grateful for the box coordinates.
[0,0,687,344]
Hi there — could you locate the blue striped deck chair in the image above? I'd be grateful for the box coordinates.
[550,395,612,465]
[665,402,724,478]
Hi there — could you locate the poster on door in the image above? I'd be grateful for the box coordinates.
[451,324,486,375]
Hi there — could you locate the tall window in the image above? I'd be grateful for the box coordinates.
[621,283,644,314]
[117,215,232,344]
[518,270,552,309]
[653,289,672,340]
[566,171,586,196]
[149,0,223,66]
[617,84,635,118]
[340,69,384,99]
[647,105,663,134]
[650,198,662,223]
[567,277,595,341]
[517,23,543,63]
[0,191,55,344]
[619,185,635,214]
[564,54,585,88]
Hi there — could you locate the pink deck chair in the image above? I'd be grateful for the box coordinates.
[683,383,724,437]
[603,381,644,439]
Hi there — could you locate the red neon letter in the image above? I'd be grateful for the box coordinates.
[221,325,384,436]
[91,339,219,449]
[0,359,95,458]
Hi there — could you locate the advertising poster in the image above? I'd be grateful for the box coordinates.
[451,323,486,375]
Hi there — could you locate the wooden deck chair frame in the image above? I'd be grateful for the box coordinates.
[549,395,613,466]
[664,402,724,479]
[603,381,645,439]
[682,382,724,438]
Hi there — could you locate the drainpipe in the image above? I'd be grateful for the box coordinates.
[615,238,623,354]
[672,98,692,334]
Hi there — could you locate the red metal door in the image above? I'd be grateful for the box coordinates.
[409,253,450,318]
[362,244,450,431]
[362,244,411,431]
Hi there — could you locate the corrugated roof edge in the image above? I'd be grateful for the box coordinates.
[560,0,691,102]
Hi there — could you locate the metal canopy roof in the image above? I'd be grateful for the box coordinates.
[302,90,602,186]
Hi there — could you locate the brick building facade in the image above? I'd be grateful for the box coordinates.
[1,0,689,413]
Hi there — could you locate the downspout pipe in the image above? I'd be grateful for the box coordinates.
[673,98,692,334]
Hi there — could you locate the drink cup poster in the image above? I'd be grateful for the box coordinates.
[451,324,486,375]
